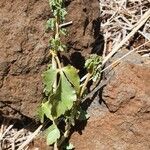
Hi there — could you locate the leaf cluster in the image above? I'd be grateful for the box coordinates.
[85,54,102,82]
[46,0,67,52]
[49,0,67,21]
[38,65,81,145]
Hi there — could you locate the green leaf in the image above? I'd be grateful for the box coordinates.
[46,18,56,30]
[85,54,102,82]
[37,100,53,123]
[51,72,76,118]
[37,105,45,123]
[42,66,57,95]
[46,124,60,145]
[50,37,65,52]
[63,65,80,94]
[42,101,53,120]
[59,8,67,21]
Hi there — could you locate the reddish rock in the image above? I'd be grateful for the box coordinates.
[0,0,100,118]
[71,113,150,150]
[70,50,150,149]
[102,50,150,115]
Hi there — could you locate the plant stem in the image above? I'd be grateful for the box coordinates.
[79,73,92,98]
[55,16,59,38]
[54,142,58,150]
[55,55,62,70]
[57,122,71,147]
[52,53,57,92]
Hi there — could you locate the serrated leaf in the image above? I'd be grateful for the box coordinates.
[46,124,60,145]
[50,37,65,52]
[85,54,102,82]
[63,65,80,94]
[59,8,67,21]
[51,72,76,118]
[42,66,57,95]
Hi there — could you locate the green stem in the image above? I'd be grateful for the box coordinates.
[55,55,62,70]
[79,73,92,98]
[52,53,57,92]
[55,16,59,38]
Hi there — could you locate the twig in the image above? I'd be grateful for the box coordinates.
[54,142,58,150]
[80,73,92,97]
[59,21,73,28]
[137,49,150,53]
[80,74,88,83]
[103,31,108,58]
[0,125,14,140]
[81,78,109,102]
[101,40,150,73]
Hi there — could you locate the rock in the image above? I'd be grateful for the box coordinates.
[103,62,150,115]
[0,61,10,76]
[0,61,10,88]
[65,0,100,56]
[0,0,100,119]
[102,49,150,115]
[71,113,150,150]
[61,0,102,71]
[70,50,150,149]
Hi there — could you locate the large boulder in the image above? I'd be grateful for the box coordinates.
[102,49,150,115]
[0,0,100,119]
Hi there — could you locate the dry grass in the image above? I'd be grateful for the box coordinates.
[0,118,42,150]
[0,119,32,150]
[100,0,150,62]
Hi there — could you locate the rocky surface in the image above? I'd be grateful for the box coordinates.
[103,49,150,115]
[70,50,150,149]
[0,0,100,119]
[71,112,150,150]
